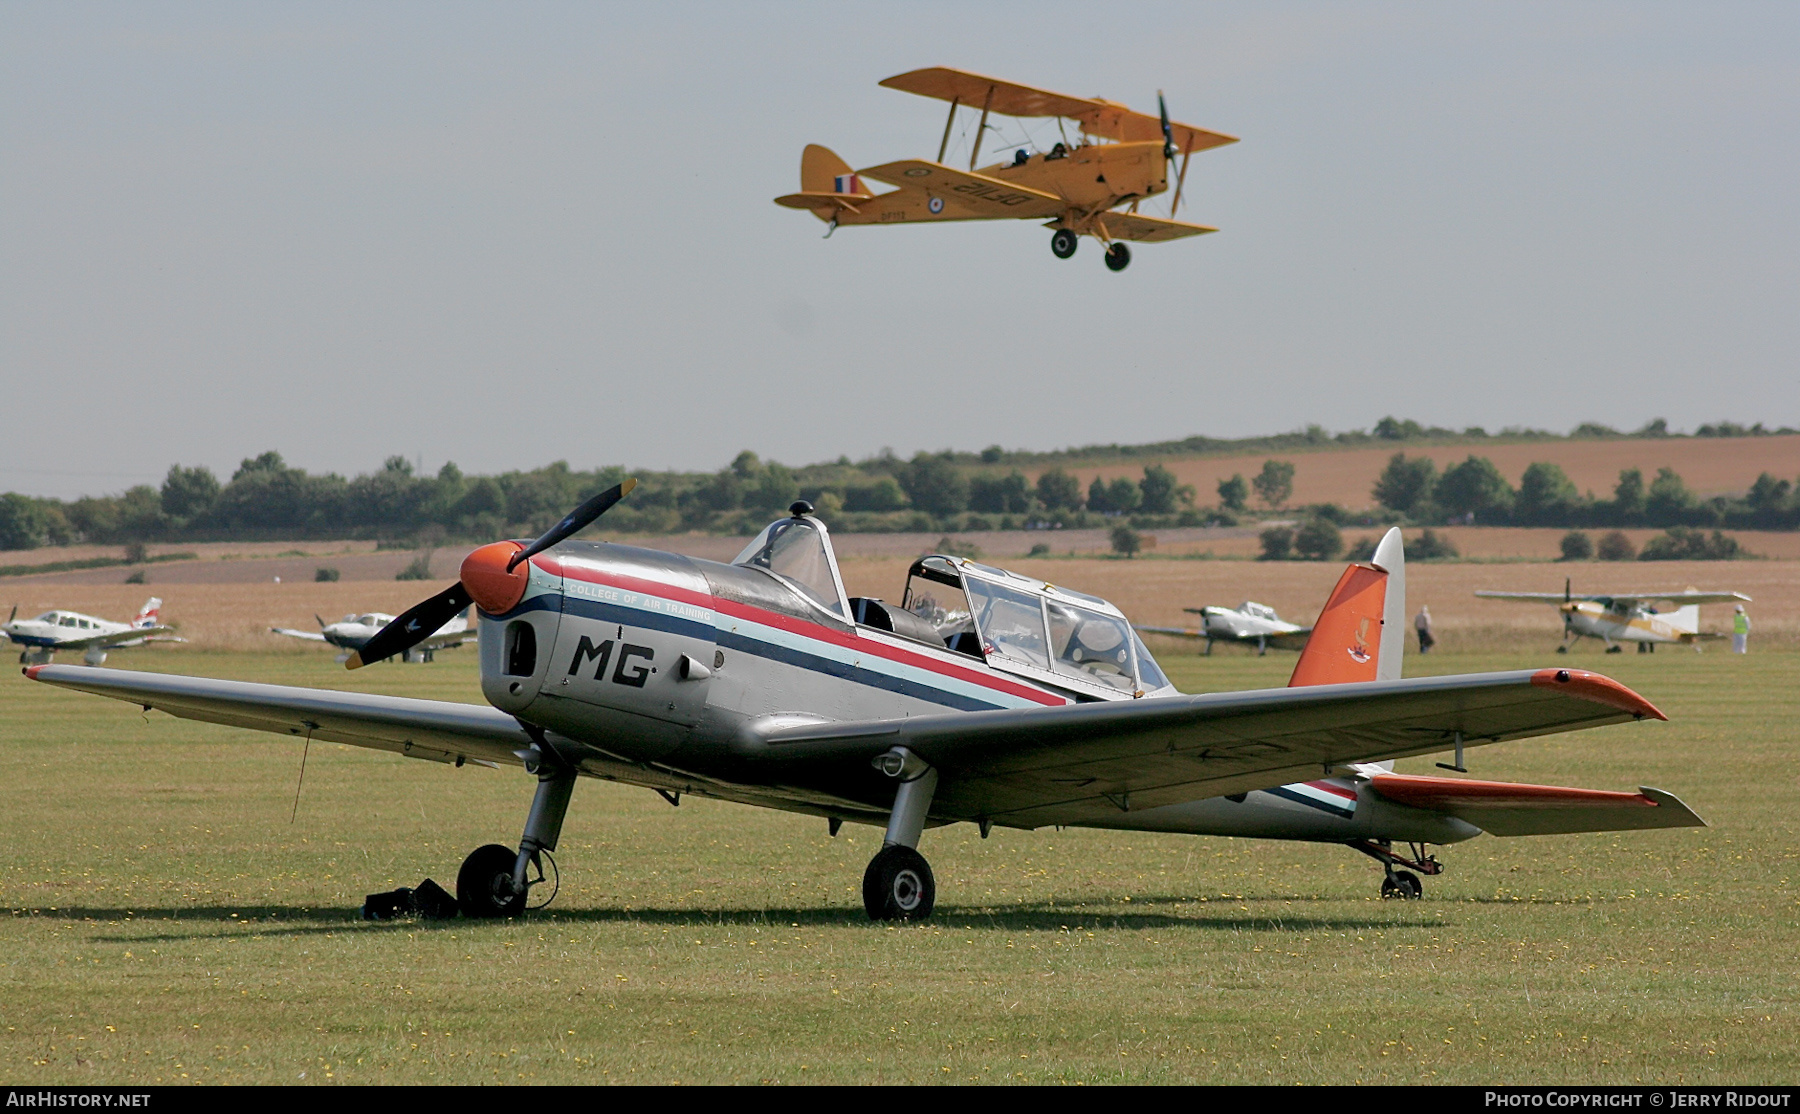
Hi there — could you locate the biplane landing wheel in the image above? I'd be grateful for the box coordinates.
[1104,242,1132,271]
[1050,229,1078,259]
[862,845,935,922]
[456,843,526,918]
[1381,870,1422,900]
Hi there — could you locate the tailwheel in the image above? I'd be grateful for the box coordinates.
[456,843,526,918]
[1381,870,1422,900]
[862,845,935,921]
[1606,644,1623,654]
[1050,228,1078,259]
[1104,242,1132,271]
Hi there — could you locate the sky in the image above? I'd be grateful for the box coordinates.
[2,2,1796,499]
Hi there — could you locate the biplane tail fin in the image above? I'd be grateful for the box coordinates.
[1288,528,1406,688]
[801,144,856,194]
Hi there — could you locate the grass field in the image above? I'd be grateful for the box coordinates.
[2,646,1796,1085]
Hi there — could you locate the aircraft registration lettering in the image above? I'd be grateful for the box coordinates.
[566,636,656,688]
[951,182,1034,206]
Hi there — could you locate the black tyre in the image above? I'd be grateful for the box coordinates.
[862,845,936,921]
[1050,229,1078,259]
[1381,870,1423,900]
[1104,242,1132,271]
[457,843,525,918]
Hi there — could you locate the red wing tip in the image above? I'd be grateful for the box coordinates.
[23,664,44,680]
[1530,668,1667,720]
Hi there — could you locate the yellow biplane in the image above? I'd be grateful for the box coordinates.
[774,67,1238,271]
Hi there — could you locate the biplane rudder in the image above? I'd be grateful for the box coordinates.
[801,144,856,193]
[1287,528,1406,688]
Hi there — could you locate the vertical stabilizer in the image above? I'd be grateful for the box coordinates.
[1289,528,1405,688]
[132,598,163,628]
[1665,603,1699,634]
[801,144,855,193]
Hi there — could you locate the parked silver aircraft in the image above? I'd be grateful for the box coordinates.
[29,485,1702,919]
[1136,601,1312,655]
[1476,580,1750,653]
[272,610,475,663]
[6,597,183,665]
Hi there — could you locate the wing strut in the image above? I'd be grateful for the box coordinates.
[936,96,960,163]
[971,85,994,172]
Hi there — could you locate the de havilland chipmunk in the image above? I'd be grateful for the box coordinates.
[1136,601,1313,656]
[6,597,183,665]
[775,67,1238,271]
[272,610,476,664]
[27,484,1704,920]
[1477,580,1751,654]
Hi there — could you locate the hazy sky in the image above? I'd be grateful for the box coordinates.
[3,2,1796,498]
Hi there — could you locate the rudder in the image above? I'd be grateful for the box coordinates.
[1288,528,1406,687]
[801,144,855,193]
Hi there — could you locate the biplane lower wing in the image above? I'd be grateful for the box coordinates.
[748,668,1664,829]
[1093,210,1217,243]
[1370,773,1705,836]
[855,160,1066,220]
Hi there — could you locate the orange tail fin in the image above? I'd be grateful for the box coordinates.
[1288,528,1405,687]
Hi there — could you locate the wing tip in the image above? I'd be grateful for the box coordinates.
[23,664,43,680]
[1530,668,1666,721]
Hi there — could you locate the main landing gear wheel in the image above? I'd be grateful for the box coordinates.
[457,843,526,918]
[862,845,935,921]
[1050,229,1078,259]
[1381,870,1422,900]
[1104,242,1132,272]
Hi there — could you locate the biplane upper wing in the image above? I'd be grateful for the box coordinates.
[1094,210,1218,243]
[880,67,1238,154]
[855,160,1067,219]
[749,668,1665,829]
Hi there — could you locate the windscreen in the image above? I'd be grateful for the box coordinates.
[1131,629,1172,691]
[733,518,846,616]
[1046,600,1136,694]
[965,577,1050,670]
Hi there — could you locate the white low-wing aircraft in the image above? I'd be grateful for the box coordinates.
[27,485,1703,920]
[6,597,183,665]
[1136,601,1313,656]
[272,610,475,663]
[1476,581,1750,654]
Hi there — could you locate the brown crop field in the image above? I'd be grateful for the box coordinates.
[1047,434,1800,509]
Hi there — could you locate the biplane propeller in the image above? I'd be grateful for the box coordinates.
[775,67,1238,271]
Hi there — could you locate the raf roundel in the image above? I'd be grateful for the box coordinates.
[928,196,944,214]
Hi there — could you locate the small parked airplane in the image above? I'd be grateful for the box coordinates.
[1136,601,1312,656]
[5,598,182,665]
[272,610,475,664]
[1476,581,1750,653]
[29,487,1702,920]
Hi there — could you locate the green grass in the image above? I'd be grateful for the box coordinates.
[2,648,1795,1084]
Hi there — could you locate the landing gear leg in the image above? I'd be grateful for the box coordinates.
[82,648,107,666]
[1349,839,1438,900]
[863,747,938,921]
[457,764,575,918]
[1104,242,1132,272]
[1050,228,1078,259]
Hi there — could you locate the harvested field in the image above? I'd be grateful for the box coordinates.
[1050,434,1800,510]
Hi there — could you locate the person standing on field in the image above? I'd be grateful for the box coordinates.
[1732,604,1750,654]
[1414,605,1435,654]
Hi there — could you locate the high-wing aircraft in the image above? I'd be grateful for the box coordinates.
[28,487,1703,920]
[6,597,183,665]
[773,67,1238,271]
[272,610,475,664]
[1476,581,1751,653]
[1136,601,1313,656]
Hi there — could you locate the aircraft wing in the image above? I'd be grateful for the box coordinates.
[1133,624,1311,651]
[26,665,529,769]
[420,629,478,651]
[854,161,1067,219]
[271,627,330,643]
[1369,773,1705,836]
[748,668,1665,829]
[1094,210,1217,243]
[1476,590,1751,606]
[57,626,185,651]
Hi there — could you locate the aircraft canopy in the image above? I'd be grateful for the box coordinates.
[734,514,852,618]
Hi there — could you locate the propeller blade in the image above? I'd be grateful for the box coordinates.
[7,605,15,625]
[507,477,638,572]
[1565,577,1571,603]
[315,614,327,629]
[1158,91,1176,163]
[346,582,473,669]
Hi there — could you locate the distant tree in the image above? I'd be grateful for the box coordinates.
[979,445,1005,464]
[1747,472,1792,513]
[844,476,909,512]
[1373,416,1426,441]
[315,566,340,582]
[232,451,286,482]
[1216,473,1249,513]
[1571,422,1619,438]
[1035,468,1084,512]
[1596,530,1637,561]
[396,551,435,580]
[1433,456,1513,522]
[1088,476,1141,516]
[1293,517,1343,561]
[1636,418,1670,437]
[1639,527,1743,561]
[160,464,220,523]
[1410,528,1459,560]
[1514,462,1581,525]
[0,493,54,550]
[1138,464,1184,514]
[1251,459,1296,509]
[901,453,969,516]
[1258,526,1294,561]
[1558,531,1594,561]
[1371,453,1438,515]
[1612,469,1646,523]
[1109,524,1142,558]
[969,472,1032,514]
[1645,467,1696,523]
[747,462,799,515]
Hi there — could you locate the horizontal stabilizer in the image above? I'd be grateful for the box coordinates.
[1370,773,1706,836]
[774,191,874,211]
